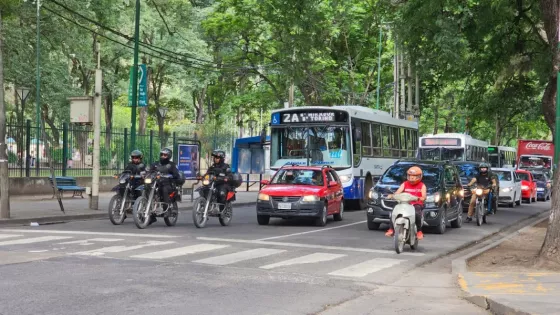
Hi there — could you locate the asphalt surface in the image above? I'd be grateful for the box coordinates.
[0,200,550,315]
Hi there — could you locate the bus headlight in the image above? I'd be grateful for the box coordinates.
[338,175,352,183]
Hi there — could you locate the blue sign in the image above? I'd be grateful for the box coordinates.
[177,144,199,179]
[271,113,280,125]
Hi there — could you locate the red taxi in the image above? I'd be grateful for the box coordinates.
[256,165,344,226]
[515,169,537,203]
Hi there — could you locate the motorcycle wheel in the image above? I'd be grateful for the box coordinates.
[394,225,405,254]
[476,203,483,226]
[483,214,487,224]
[192,197,208,228]
[410,230,418,250]
[132,196,151,229]
[108,195,126,225]
[219,203,233,226]
[164,201,179,227]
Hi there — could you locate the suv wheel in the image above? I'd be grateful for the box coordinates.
[367,220,380,230]
[436,211,447,234]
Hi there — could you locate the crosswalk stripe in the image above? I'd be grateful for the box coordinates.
[58,238,124,245]
[0,229,178,238]
[193,248,286,266]
[328,258,404,277]
[0,236,72,246]
[130,244,229,259]
[0,234,23,240]
[260,253,346,270]
[71,241,175,256]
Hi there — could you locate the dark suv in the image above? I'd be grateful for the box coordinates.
[452,161,499,212]
[366,159,464,235]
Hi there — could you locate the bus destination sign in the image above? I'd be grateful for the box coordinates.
[422,138,461,146]
[271,110,348,125]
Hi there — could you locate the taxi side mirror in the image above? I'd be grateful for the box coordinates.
[260,179,270,185]
[328,181,338,187]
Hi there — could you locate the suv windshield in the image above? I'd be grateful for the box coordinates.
[270,169,324,186]
[494,170,512,182]
[379,164,441,188]
[456,163,479,184]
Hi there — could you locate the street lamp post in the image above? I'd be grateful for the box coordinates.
[16,87,30,177]
[158,107,168,149]
[248,119,257,137]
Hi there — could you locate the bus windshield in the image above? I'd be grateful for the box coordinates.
[419,148,464,161]
[270,125,352,169]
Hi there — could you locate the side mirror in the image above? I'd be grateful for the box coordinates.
[260,179,270,185]
[328,180,338,187]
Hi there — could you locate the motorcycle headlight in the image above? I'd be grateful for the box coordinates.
[459,190,464,197]
[119,179,127,184]
[145,178,152,184]
[302,195,319,202]
[475,188,483,196]
[368,190,379,200]
[338,175,352,183]
[258,193,270,201]
[202,179,210,186]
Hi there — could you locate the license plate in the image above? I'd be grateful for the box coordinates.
[278,202,292,210]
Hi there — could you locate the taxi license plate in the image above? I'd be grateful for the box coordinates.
[278,202,292,210]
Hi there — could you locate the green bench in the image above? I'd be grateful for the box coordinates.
[48,176,86,199]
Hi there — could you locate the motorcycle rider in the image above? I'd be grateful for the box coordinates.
[385,166,427,240]
[466,163,497,222]
[125,150,146,175]
[205,150,232,207]
[148,148,182,224]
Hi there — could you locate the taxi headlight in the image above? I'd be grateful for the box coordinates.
[302,195,320,202]
[338,175,352,183]
[258,193,270,201]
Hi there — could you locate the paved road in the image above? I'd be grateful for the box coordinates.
[0,200,550,315]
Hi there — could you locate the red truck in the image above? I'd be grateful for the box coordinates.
[516,140,554,170]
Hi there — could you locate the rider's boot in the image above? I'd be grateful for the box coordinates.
[385,229,394,237]
[148,214,157,225]
[466,216,473,222]
[416,231,424,240]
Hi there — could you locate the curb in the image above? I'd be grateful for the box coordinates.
[451,212,549,315]
[0,201,257,226]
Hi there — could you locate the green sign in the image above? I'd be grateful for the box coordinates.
[127,64,148,107]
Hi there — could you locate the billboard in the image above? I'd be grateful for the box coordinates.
[177,144,199,179]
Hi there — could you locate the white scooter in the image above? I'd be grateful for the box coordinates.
[390,193,421,254]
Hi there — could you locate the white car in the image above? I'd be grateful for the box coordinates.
[492,167,522,207]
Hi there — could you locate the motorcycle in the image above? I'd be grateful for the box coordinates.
[472,184,493,226]
[390,193,421,254]
[192,170,236,228]
[132,171,181,229]
[108,170,144,225]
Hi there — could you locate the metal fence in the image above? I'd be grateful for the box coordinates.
[6,118,237,178]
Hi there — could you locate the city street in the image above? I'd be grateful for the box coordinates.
[0,200,550,315]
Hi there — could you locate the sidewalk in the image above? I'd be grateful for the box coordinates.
[452,214,560,315]
[2,191,258,226]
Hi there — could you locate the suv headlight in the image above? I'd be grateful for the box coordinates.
[258,193,270,201]
[368,190,379,200]
[426,193,440,203]
[338,175,352,183]
[302,195,319,202]
[502,187,512,193]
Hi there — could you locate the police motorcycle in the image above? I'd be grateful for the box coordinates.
[389,193,422,254]
[132,170,184,229]
[107,170,144,225]
[471,183,493,226]
[192,169,242,228]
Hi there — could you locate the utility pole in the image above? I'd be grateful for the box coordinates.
[130,0,141,150]
[35,0,41,176]
[0,9,10,218]
[90,41,102,210]
[393,38,399,118]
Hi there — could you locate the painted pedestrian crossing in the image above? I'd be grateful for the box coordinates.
[0,231,412,279]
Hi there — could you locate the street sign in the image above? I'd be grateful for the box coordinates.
[127,64,148,107]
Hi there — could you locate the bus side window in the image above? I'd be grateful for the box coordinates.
[352,123,362,167]
[372,123,382,156]
[382,125,391,157]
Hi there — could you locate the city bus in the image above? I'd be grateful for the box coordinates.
[488,145,516,168]
[418,133,489,162]
[268,105,419,209]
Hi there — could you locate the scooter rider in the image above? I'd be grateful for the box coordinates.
[205,150,232,206]
[148,148,182,224]
[466,163,497,222]
[385,166,427,240]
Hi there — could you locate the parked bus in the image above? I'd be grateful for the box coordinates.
[418,133,489,162]
[268,105,419,209]
[488,145,516,168]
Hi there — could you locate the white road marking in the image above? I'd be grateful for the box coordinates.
[256,221,367,241]
[0,236,72,246]
[28,250,49,253]
[131,244,229,259]
[193,248,286,266]
[71,241,175,256]
[0,229,179,238]
[196,237,425,256]
[328,258,405,277]
[0,234,23,240]
[260,253,346,270]
[58,238,124,246]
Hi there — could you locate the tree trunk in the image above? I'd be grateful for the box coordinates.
[0,9,10,218]
[539,0,560,263]
[104,92,113,151]
[432,105,439,134]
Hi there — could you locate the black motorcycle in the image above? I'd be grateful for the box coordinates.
[471,183,493,226]
[192,170,237,228]
[108,170,143,225]
[132,171,181,229]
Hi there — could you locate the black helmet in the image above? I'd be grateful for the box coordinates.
[211,150,226,161]
[160,148,172,164]
[130,150,143,159]
[479,163,489,173]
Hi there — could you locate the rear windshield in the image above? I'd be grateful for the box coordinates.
[516,172,530,181]
[380,164,440,188]
[532,173,547,181]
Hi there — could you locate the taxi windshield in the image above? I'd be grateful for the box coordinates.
[270,169,324,186]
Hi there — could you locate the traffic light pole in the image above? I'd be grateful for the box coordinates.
[130,0,141,150]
